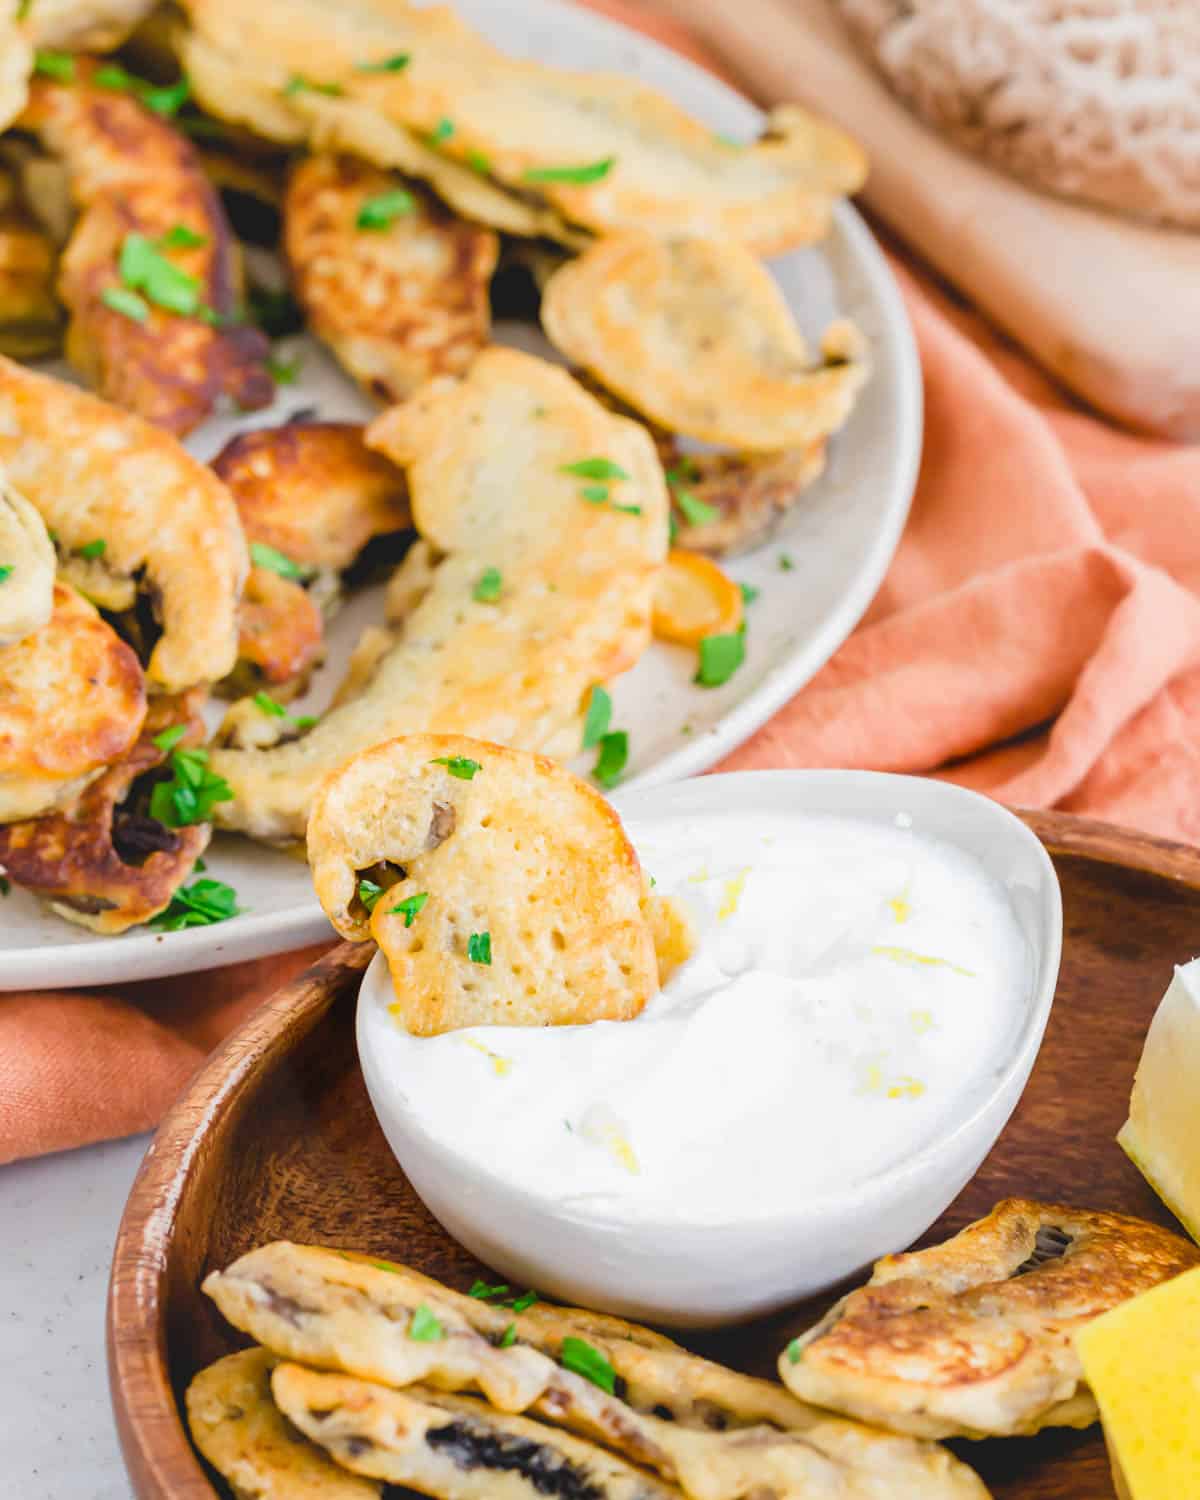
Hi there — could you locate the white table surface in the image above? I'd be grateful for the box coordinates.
[0,1134,148,1500]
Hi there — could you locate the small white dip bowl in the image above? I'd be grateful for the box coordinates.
[357,770,1062,1328]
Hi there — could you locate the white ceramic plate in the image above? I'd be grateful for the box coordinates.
[0,0,920,990]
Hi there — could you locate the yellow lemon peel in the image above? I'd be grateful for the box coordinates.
[872,945,974,977]
[462,1036,513,1077]
[718,867,750,921]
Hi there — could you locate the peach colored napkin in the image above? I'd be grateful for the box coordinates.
[4,1,1200,1166]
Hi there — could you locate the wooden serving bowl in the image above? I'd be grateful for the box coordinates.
[108,810,1200,1500]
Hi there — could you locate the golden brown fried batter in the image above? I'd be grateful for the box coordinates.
[19,58,272,435]
[0,582,145,824]
[0,183,62,357]
[285,154,498,404]
[0,475,54,647]
[26,0,158,52]
[782,1198,1200,1440]
[226,565,325,700]
[0,691,208,933]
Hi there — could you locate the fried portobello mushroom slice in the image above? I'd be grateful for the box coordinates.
[273,1369,681,1500]
[0,580,145,823]
[0,474,54,646]
[782,1197,1200,1441]
[205,1246,987,1500]
[210,418,412,700]
[0,689,209,933]
[18,57,272,435]
[0,176,63,357]
[187,1348,383,1500]
[0,356,247,690]
[306,735,687,1032]
[285,154,498,404]
[543,234,869,453]
[207,350,666,843]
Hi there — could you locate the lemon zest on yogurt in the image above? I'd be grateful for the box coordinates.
[718,868,750,921]
[872,944,974,977]
[580,1107,640,1174]
[886,1076,926,1100]
[463,1036,513,1077]
[909,1008,934,1035]
[888,894,911,924]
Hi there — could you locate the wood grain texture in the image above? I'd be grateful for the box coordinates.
[107,809,1200,1500]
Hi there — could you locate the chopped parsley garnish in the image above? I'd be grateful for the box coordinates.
[612,503,642,517]
[265,352,302,385]
[592,729,628,789]
[119,232,203,317]
[560,1336,616,1394]
[787,1338,803,1364]
[358,878,384,913]
[672,488,719,528]
[247,283,304,338]
[0,565,11,584]
[194,857,207,872]
[580,485,609,505]
[389,891,428,927]
[467,931,492,966]
[249,541,311,581]
[524,156,615,185]
[695,628,745,688]
[509,1289,538,1313]
[429,116,455,143]
[33,49,74,80]
[283,74,343,97]
[15,0,32,18]
[739,581,760,606]
[582,685,612,749]
[152,724,188,754]
[357,188,417,230]
[500,1323,517,1348]
[0,876,9,897]
[251,693,317,731]
[101,286,149,323]
[371,1258,403,1273]
[93,62,137,90]
[149,747,233,827]
[408,1304,444,1342]
[431,755,481,780]
[778,552,795,572]
[150,877,240,930]
[469,1280,510,1300]
[160,224,207,250]
[356,53,410,72]
[472,567,502,603]
[78,538,107,559]
[561,458,629,482]
[140,77,192,117]
[466,149,491,175]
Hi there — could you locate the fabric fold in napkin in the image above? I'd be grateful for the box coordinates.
[3,0,1200,1166]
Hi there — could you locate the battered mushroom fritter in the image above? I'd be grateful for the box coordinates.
[0,357,248,691]
[781,1198,1200,1441]
[18,58,272,435]
[0,690,209,933]
[0,581,145,824]
[0,171,62,357]
[210,418,412,698]
[0,476,54,646]
[285,154,498,404]
[25,0,158,52]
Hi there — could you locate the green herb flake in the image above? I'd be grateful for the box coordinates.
[0,565,11,584]
[695,629,746,688]
[524,156,615,185]
[429,116,455,143]
[408,1304,444,1342]
[472,566,502,603]
[101,285,149,323]
[33,49,74,80]
[778,552,795,572]
[93,62,136,90]
[371,1258,403,1274]
[140,77,191,117]
[612,503,642,517]
[358,878,384,913]
[193,857,207,872]
[500,1323,518,1348]
[253,690,288,718]
[249,541,311,581]
[561,457,629,482]
[293,714,318,731]
[152,724,188,754]
[356,53,410,72]
[0,876,9,897]
[509,1290,538,1313]
[582,685,612,749]
[787,1338,803,1365]
[78,538,106,559]
[560,1336,616,1394]
[466,148,491,175]
[579,485,609,505]
[592,729,628,790]
[266,352,302,385]
[673,488,720,528]
[469,1280,510,1301]
[467,931,492,966]
[739,582,760,606]
[150,877,240,931]
[357,187,417,230]
[119,231,202,317]
[148,747,233,828]
[389,891,429,928]
[430,755,481,780]
[15,0,32,19]
[160,224,207,250]
[283,74,343,97]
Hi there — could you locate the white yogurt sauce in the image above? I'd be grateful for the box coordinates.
[359,811,1030,1224]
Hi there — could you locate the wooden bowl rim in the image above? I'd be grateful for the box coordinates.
[106,809,1200,1499]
